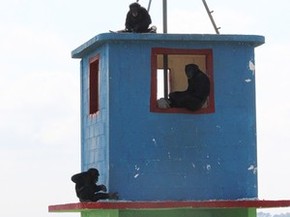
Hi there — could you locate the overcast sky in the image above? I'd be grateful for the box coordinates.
[1,0,290,217]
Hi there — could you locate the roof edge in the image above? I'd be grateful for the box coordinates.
[71,33,265,59]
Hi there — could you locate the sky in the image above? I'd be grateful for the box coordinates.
[0,0,290,217]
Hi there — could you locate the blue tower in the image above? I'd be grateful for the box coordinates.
[49,33,290,217]
[73,33,262,201]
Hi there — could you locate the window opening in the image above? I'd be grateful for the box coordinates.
[151,48,215,114]
[89,56,99,115]
[157,68,171,99]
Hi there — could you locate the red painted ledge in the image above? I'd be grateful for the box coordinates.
[49,200,290,212]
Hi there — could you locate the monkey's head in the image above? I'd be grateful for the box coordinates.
[129,2,141,17]
[87,168,100,183]
[185,64,200,79]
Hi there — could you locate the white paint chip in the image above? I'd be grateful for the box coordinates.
[192,163,196,168]
[248,165,257,174]
[249,60,255,74]
[206,164,211,171]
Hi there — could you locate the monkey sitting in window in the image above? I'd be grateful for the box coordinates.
[71,168,118,202]
[158,64,210,111]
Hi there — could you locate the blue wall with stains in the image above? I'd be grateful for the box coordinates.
[72,33,264,201]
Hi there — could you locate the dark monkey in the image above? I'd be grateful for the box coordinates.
[168,64,210,111]
[71,168,118,202]
[125,2,152,33]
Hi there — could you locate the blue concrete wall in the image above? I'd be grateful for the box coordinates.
[73,33,264,201]
[79,45,110,186]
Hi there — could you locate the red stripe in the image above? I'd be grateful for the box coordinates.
[49,200,290,212]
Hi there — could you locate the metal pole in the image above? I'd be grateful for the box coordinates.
[163,0,167,33]
[162,0,168,98]
[147,0,152,12]
[163,55,169,99]
[202,0,220,34]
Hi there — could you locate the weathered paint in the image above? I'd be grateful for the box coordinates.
[73,33,264,201]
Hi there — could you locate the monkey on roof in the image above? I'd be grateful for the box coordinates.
[125,2,152,33]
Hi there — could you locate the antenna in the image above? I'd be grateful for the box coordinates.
[147,0,152,12]
[137,0,152,12]
[202,0,221,34]
[163,0,167,33]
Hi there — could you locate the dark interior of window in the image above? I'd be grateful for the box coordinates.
[89,56,99,115]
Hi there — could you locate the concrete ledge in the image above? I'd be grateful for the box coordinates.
[71,33,265,58]
[49,200,290,213]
